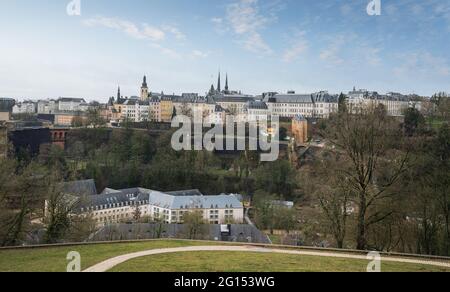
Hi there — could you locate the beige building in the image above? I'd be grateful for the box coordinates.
[292,115,308,145]
[160,96,174,123]
[55,112,87,126]
[0,98,15,121]
[0,112,10,122]
[149,97,161,122]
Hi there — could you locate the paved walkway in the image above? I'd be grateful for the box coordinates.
[83,245,450,272]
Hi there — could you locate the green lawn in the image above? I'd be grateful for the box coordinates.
[0,240,212,272]
[0,240,448,272]
[110,251,450,273]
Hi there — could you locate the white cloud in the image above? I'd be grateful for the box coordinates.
[149,43,182,59]
[385,4,398,16]
[393,51,450,77]
[211,17,223,24]
[242,33,273,55]
[223,0,276,55]
[161,25,186,41]
[283,33,308,63]
[340,4,353,16]
[83,16,165,42]
[319,36,346,65]
[191,50,209,58]
[83,16,195,59]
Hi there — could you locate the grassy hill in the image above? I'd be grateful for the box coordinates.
[0,240,448,272]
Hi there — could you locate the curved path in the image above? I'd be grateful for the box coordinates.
[83,245,450,272]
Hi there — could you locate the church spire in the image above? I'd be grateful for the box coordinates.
[225,73,229,92]
[140,75,149,101]
[142,75,148,88]
[217,71,221,93]
[209,84,215,96]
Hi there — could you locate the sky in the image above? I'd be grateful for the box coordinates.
[0,0,450,102]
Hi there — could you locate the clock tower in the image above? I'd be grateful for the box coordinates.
[140,75,149,101]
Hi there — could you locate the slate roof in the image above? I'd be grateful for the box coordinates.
[0,98,15,111]
[213,94,255,103]
[148,191,242,210]
[123,100,150,106]
[247,101,268,110]
[267,94,314,104]
[78,187,243,210]
[312,91,338,103]
[264,91,338,104]
[58,97,86,103]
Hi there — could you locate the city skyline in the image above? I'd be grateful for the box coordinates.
[1,0,450,101]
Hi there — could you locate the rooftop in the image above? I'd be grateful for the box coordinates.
[77,185,243,210]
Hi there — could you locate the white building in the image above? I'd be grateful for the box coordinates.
[245,101,269,122]
[121,99,151,122]
[57,97,87,112]
[263,91,338,119]
[214,94,254,115]
[347,89,423,117]
[73,187,244,226]
[205,105,226,125]
[37,99,58,114]
[12,100,37,114]
[149,97,161,122]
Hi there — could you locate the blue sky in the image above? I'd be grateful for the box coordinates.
[1,0,449,101]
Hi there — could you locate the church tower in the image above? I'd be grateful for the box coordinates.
[217,71,221,93]
[116,86,121,103]
[140,75,149,101]
[225,74,229,93]
[209,84,216,96]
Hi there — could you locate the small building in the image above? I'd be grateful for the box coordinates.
[0,98,15,121]
[54,112,87,127]
[270,200,295,209]
[12,100,37,115]
[292,115,308,145]
[57,97,87,112]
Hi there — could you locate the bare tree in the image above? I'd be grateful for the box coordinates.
[0,160,48,246]
[326,106,409,250]
[133,202,142,222]
[183,211,207,240]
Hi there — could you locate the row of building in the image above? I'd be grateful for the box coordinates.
[12,97,90,115]
[3,74,425,127]
[110,75,424,124]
